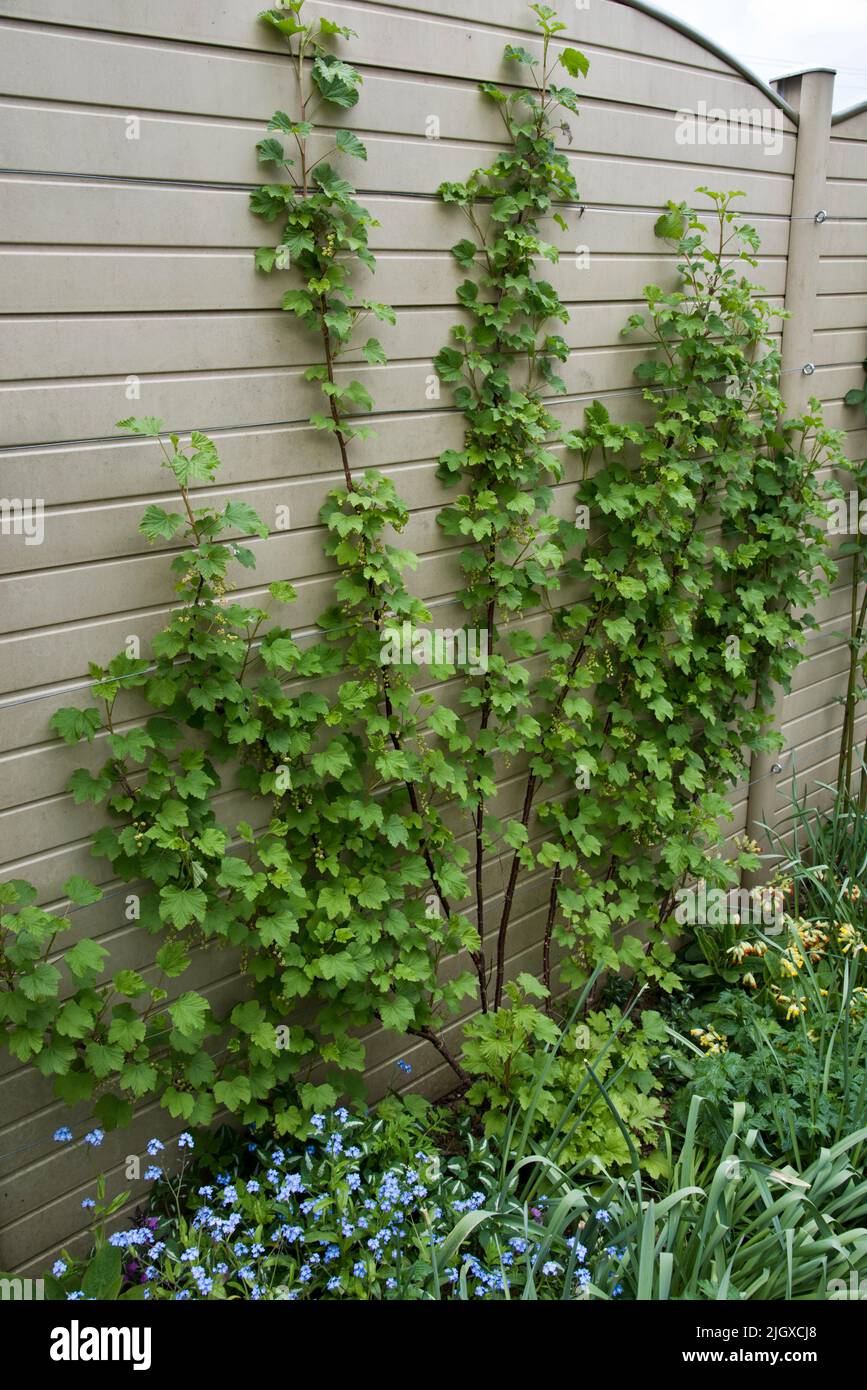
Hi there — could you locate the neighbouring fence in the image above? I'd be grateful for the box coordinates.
[0,0,864,1274]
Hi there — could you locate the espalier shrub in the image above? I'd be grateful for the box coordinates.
[0,1,478,1135]
[426,11,843,1028]
[0,3,845,1139]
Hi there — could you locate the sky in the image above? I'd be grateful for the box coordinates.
[644,0,867,113]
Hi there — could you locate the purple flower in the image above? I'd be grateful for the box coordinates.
[53,1127,73,1143]
[84,1129,104,1147]
[178,1132,194,1149]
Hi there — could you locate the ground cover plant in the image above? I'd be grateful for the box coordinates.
[37,1068,867,1301]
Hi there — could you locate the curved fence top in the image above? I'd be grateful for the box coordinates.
[613,0,800,123]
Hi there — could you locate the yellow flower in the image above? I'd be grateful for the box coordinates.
[691,1026,728,1053]
[836,922,863,955]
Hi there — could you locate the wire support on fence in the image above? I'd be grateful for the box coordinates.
[0,169,852,223]
[575,204,827,222]
[0,363,819,457]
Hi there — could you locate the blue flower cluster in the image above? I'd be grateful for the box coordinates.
[455,1226,626,1300]
[50,1123,104,1149]
[50,1105,634,1301]
[100,1109,470,1300]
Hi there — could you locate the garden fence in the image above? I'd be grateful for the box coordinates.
[0,0,865,1273]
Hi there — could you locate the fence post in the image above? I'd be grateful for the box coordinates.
[743,69,835,875]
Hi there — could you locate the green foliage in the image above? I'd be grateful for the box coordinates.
[1,427,329,1129]
[672,1025,867,1171]
[248,0,480,1078]
[32,1175,145,1301]
[18,405,472,1126]
[433,13,843,1021]
[768,777,867,934]
[844,357,867,418]
[540,192,841,996]
[461,981,666,1171]
[42,1098,634,1301]
[41,1095,867,1302]
[251,2,387,486]
[433,12,594,1013]
[433,1099,867,1300]
[600,1099,867,1300]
